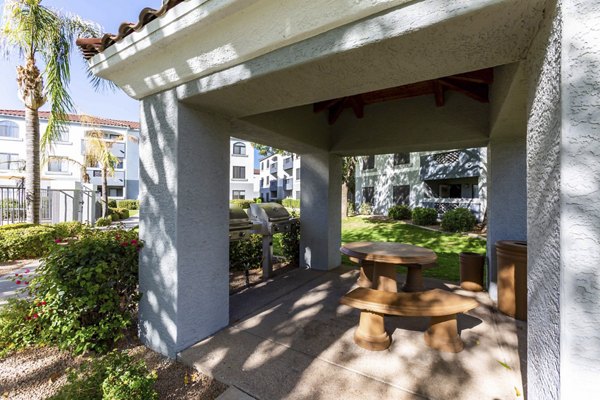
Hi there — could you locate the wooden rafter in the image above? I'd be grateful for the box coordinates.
[314,68,493,124]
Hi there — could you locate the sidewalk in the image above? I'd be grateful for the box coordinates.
[0,260,39,306]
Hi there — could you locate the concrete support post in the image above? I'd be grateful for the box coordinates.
[138,91,229,358]
[486,137,527,301]
[299,152,342,270]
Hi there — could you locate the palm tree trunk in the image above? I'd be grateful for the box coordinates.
[25,107,40,224]
[102,166,108,217]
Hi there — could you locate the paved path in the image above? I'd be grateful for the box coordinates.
[0,261,39,306]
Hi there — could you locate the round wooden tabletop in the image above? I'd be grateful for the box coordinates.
[340,241,437,265]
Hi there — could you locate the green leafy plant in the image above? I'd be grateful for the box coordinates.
[229,199,254,209]
[53,221,90,238]
[0,298,46,357]
[280,216,300,264]
[229,234,263,271]
[388,205,411,220]
[96,216,112,227]
[411,207,437,225]
[50,350,157,400]
[359,203,373,215]
[109,207,129,220]
[0,224,57,261]
[441,207,477,232]
[9,229,143,355]
[108,199,117,208]
[116,200,139,210]
[281,198,300,209]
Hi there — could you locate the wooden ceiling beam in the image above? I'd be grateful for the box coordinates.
[449,68,494,84]
[438,78,489,103]
[348,95,365,119]
[328,97,348,125]
[433,80,445,107]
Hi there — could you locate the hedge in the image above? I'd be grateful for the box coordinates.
[441,208,477,232]
[116,200,139,210]
[282,198,300,209]
[388,205,411,220]
[411,207,437,225]
[230,199,254,209]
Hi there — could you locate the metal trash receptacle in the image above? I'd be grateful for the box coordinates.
[496,240,527,321]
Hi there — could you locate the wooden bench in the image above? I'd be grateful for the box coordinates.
[340,287,479,352]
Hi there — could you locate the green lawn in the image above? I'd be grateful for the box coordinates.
[128,210,139,217]
[341,216,486,282]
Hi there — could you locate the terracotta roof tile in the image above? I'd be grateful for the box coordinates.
[0,109,140,130]
[76,0,186,60]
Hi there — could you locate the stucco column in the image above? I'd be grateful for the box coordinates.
[486,136,527,301]
[138,91,229,358]
[299,152,342,270]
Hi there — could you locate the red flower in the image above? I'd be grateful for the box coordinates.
[25,316,31,321]
[15,280,21,284]
[15,273,18,276]
[25,269,30,273]
[24,281,29,285]
[130,239,138,245]
[41,301,47,306]
[121,242,128,246]
[32,313,39,319]
[55,238,61,243]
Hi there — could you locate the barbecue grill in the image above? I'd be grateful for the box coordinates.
[248,202,297,278]
[229,206,255,241]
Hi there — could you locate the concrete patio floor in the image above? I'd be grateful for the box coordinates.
[180,266,526,400]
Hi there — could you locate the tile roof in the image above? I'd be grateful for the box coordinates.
[0,109,140,130]
[76,0,186,60]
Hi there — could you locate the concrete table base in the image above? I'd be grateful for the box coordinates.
[354,310,391,351]
[424,314,464,353]
[402,264,425,292]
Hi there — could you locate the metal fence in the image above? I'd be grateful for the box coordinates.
[0,186,96,226]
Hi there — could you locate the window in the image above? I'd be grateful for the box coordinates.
[93,170,102,177]
[232,166,246,179]
[362,155,375,170]
[108,187,123,197]
[232,142,246,155]
[363,187,374,204]
[47,157,68,173]
[295,167,300,180]
[115,157,124,169]
[393,185,410,205]
[393,153,410,165]
[232,190,245,199]
[266,160,269,168]
[0,153,20,170]
[55,127,69,142]
[0,121,19,138]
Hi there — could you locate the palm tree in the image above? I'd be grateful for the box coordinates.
[0,0,99,223]
[83,129,121,218]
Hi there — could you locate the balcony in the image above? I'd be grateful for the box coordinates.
[284,178,293,190]
[270,162,278,174]
[269,180,277,191]
[88,170,125,187]
[283,157,293,170]
[420,149,481,181]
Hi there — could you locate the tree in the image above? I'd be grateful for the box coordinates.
[0,0,100,223]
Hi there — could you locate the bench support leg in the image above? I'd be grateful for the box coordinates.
[354,310,391,351]
[424,314,464,353]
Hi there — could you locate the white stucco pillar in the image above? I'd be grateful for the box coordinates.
[300,152,342,270]
[486,136,527,300]
[138,91,229,358]
[527,0,600,397]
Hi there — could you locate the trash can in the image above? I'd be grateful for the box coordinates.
[459,252,485,292]
[496,240,527,321]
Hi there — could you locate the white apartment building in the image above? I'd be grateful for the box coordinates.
[258,153,301,202]
[0,110,140,200]
[355,148,487,221]
[229,138,258,200]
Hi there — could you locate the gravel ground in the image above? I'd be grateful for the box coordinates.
[0,344,227,400]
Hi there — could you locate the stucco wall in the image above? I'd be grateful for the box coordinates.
[525,1,561,398]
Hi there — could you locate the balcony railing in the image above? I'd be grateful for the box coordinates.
[270,162,278,174]
[420,149,481,181]
[283,157,293,170]
[284,178,293,190]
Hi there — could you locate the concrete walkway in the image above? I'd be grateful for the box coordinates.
[180,266,526,400]
[0,261,39,306]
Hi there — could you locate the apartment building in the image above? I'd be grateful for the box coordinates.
[229,138,259,200]
[0,110,139,200]
[258,153,301,202]
[355,148,487,221]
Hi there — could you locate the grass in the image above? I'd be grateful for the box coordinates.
[341,216,486,282]
[128,210,139,217]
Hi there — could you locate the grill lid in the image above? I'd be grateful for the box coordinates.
[229,206,252,227]
[249,203,291,222]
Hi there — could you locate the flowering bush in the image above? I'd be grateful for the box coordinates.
[0,228,142,356]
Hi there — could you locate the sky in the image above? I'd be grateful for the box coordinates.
[0,0,152,122]
[0,0,262,167]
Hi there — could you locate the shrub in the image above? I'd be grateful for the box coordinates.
[96,216,112,227]
[441,208,477,232]
[229,234,262,271]
[282,198,300,209]
[108,199,117,208]
[0,298,44,357]
[0,224,57,261]
[27,229,142,354]
[0,222,35,231]
[53,221,90,238]
[280,215,300,263]
[109,207,129,220]
[116,199,139,210]
[359,203,373,215]
[388,205,411,220]
[411,207,437,225]
[50,350,157,400]
[230,199,254,209]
